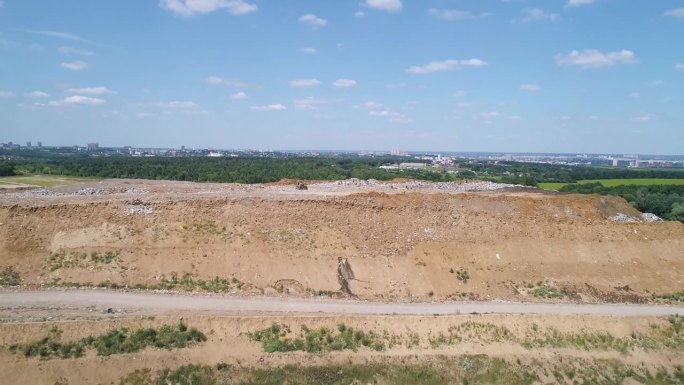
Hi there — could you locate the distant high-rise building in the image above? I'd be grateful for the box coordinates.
[37,141,42,147]
[87,142,99,151]
[26,141,31,148]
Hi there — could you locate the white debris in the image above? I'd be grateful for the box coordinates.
[641,213,662,223]
[609,213,639,223]
[125,205,153,215]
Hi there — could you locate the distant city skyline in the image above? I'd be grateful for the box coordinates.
[1,1,683,154]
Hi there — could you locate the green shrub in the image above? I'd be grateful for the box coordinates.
[248,323,386,354]
[10,322,206,360]
[0,266,20,286]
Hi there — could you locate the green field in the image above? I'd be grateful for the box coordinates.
[538,178,684,190]
[0,175,96,188]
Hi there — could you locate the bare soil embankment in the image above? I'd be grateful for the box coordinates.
[1,178,682,303]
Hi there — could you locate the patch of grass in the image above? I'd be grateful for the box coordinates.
[428,322,514,348]
[113,356,541,385]
[9,322,206,360]
[91,251,122,264]
[111,355,684,385]
[456,269,470,284]
[14,327,89,360]
[523,328,631,354]
[653,292,684,303]
[539,178,684,190]
[0,175,94,187]
[522,315,684,354]
[48,272,245,293]
[532,283,561,299]
[248,323,386,353]
[154,272,243,293]
[48,250,122,271]
[306,288,336,297]
[0,266,20,286]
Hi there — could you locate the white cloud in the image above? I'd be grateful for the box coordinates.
[251,104,286,111]
[24,29,87,42]
[48,95,106,106]
[299,14,328,28]
[631,115,653,122]
[61,61,88,71]
[333,79,357,88]
[300,47,317,54]
[663,8,684,18]
[453,90,468,97]
[677,64,684,71]
[205,76,224,85]
[361,101,383,110]
[508,115,522,121]
[365,0,402,12]
[555,49,635,69]
[355,11,365,17]
[0,1,3,8]
[627,92,640,98]
[294,97,325,110]
[406,59,487,74]
[26,91,50,98]
[159,0,257,17]
[646,79,664,87]
[66,87,115,95]
[518,8,558,22]
[428,8,475,20]
[204,76,246,87]
[290,79,321,87]
[157,101,199,109]
[566,0,595,8]
[0,91,14,98]
[520,84,541,92]
[58,46,94,56]
[480,111,500,119]
[230,92,248,100]
[137,112,154,117]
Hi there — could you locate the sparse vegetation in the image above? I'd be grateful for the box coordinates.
[653,292,684,303]
[110,355,684,385]
[248,323,386,353]
[155,272,244,292]
[48,250,122,271]
[532,283,561,299]
[0,266,20,286]
[8,322,206,360]
[9,327,89,359]
[456,269,470,284]
[49,272,248,293]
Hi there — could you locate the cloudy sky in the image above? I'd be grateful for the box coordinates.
[1,0,683,153]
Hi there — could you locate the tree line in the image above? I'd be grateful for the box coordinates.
[560,183,684,221]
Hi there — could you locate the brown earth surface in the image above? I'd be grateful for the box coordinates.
[1,178,684,385]
[1,178,683,303]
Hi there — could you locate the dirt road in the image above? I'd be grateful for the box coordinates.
[1,290,682,318]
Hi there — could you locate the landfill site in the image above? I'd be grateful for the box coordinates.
[1,178,683,384]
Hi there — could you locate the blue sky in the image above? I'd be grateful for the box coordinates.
[1,0,683,153]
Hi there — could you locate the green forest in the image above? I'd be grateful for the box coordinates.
[1,156,450,184]
[559,183,684,221]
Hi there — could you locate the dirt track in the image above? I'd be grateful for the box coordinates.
[1,290,683,321]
